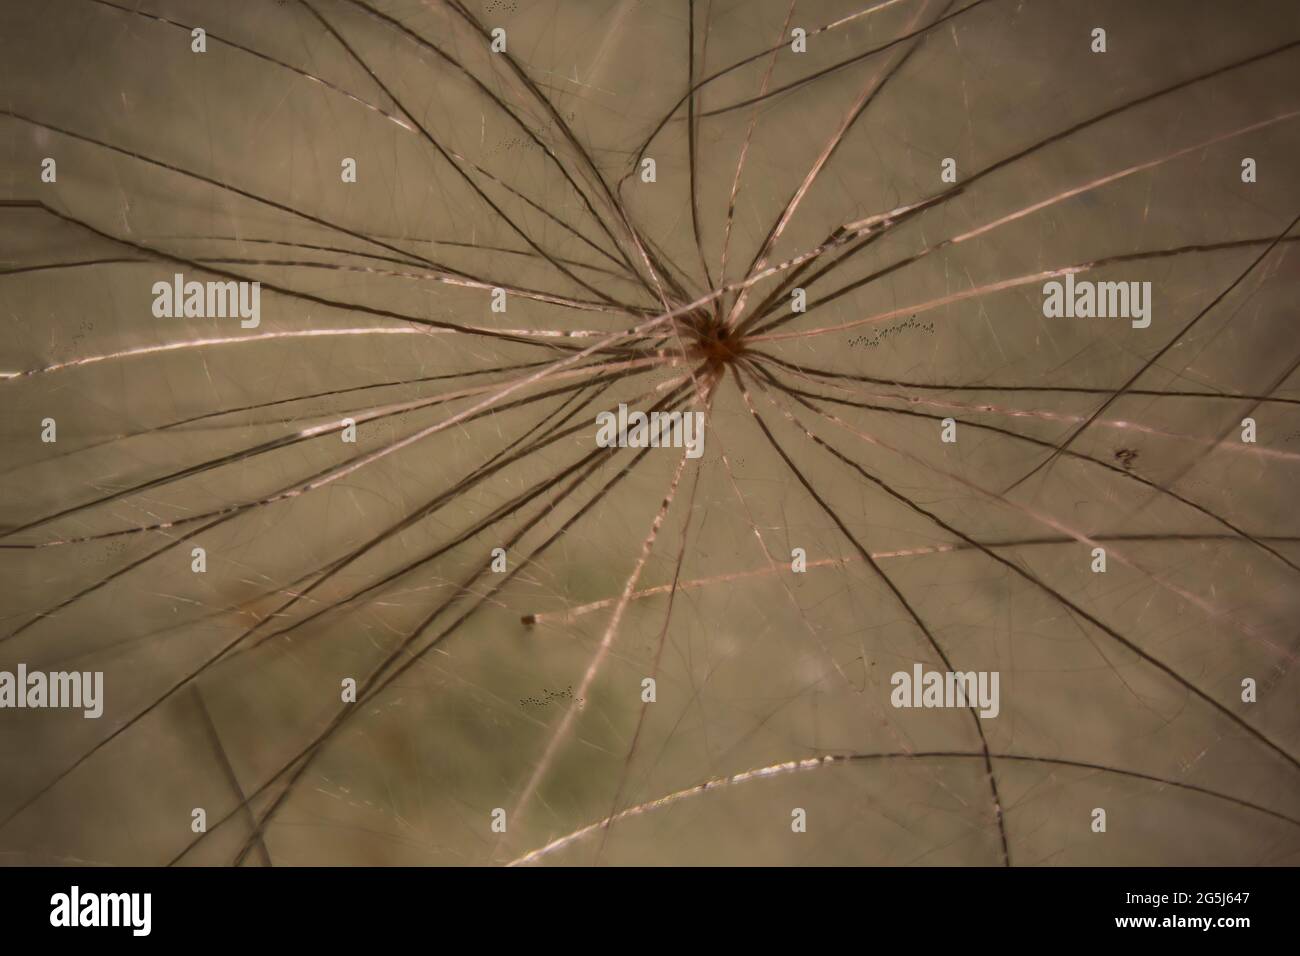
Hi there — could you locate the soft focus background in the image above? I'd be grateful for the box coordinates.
[1,0,1298,865]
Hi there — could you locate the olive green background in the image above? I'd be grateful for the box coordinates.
[1,0,1298,865]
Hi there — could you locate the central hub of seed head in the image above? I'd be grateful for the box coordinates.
[692,313,744,367]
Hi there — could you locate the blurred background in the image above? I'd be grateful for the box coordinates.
[0,0,1298,865]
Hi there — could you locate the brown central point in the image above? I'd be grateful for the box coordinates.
[696,321,743,365]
